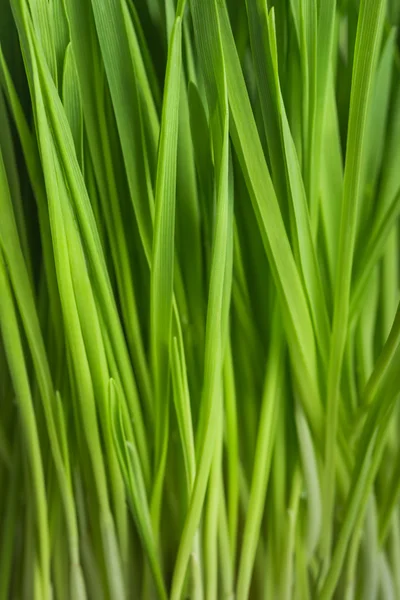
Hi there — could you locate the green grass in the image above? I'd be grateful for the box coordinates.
[0,0,400,598]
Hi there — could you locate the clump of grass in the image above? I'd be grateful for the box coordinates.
[0,0,400,598]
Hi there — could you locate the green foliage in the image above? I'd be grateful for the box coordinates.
[0,0,399,598]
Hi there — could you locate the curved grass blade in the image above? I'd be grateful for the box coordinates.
[350,188,400,325]
[18,12,128,592]
[204,393,223,600]
[362,300,400,407]
[236,309,284,600]
[217,1,324,443]
[308,0,337,236]
[323,0,386,560]
[320,356,400,598]
[0,249,50,599]
[171,298,204,599]
[62,44,83,167]
[64,0,153,419]
[0,89,32,279]
[170,2,233,594]
[0,75,82,584]
[109,380,168,600]
[17,0,151,483]
[89,0,153,258]
[150,14,181,476]
[319,72,343,288]
[360,28,397,224]
[171,307,196,493]
[295,402,322,559]
[223,335,239,568]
